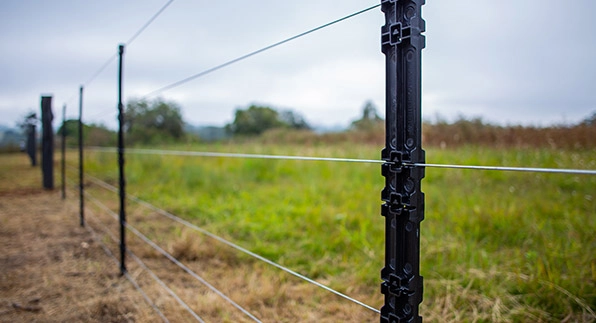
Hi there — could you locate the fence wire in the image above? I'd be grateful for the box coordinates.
[86,146,385,164]
[125,0,176,46]
[83,191,262,323]
[82,208,169,322]
[84,203,205,322]
[83,146,596,175]
[406,162,596,176]
[64,0,176,106]
[141,3,381,98]
[81,172,381,314]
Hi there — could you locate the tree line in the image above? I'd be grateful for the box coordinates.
[53,98,382,146]
[47,97,596,148]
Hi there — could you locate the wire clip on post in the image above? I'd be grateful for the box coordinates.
[380,0,425,322]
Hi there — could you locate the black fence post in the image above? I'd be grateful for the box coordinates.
[41,96,54,189]
[380,0,426,322]
[117,44,127,275]
[26,121,37,167]
[61,104,66,199]
[79,86,85,227]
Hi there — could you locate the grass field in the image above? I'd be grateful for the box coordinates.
[73,142,595,322]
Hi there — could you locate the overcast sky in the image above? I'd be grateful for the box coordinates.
[1,0,595,130]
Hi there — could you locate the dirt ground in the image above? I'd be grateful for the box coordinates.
[0,187,158,322]
[0,154,380,322]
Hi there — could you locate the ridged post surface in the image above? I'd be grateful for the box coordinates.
[380,0,426,322]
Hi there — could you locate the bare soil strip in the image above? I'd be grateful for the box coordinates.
[0,189,156,322]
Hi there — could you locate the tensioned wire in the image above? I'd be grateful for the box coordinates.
[83,197,205,323]
[64,0,177,107]
[125,0,176,46]
[87,146,385,164]
[67,174,245,321]
[83,190,263,323]
[82,172,382,314]
[141,3,382,98]
[87,0,176,86]
[76,3,380,123]
[404,162,596,175]
[80,204,169,322]
[84,146,596,175]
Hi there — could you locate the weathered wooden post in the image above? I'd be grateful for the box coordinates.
[41,96,54,189]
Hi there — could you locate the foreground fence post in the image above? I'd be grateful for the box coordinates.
[61,104,66,199]
[79,86,85,227]
[380,0,426,322]
[117,44,127,275]
[41,96,54,189]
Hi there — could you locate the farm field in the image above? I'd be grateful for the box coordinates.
[75,142,596,322]
[2,142,594,322]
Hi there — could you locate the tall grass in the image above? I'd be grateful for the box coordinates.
[80,142,595,321]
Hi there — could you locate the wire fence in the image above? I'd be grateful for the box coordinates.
[81,203,169,322]
[84,191,262,322]
[47,1,596,322]
[79,190,204,321]
[78,169,381,314]
[83,146,596,175]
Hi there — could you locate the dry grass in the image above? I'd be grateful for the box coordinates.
[84,193,381,322]
[0,153,381,322]
[249,119,596,150]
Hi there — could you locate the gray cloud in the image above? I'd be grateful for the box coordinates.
[1,0,595,130]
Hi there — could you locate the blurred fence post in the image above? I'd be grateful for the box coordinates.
[41,96,54,189]
[26,122,37,167]
[380,0,426,322]
[117,44,127,275]
[61,104,66,199]
[79,86,85,227]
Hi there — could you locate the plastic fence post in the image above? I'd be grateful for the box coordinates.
[79,86,85,227]
[62,104,66,199]
[380,0,426,322]
[117,44,127,275]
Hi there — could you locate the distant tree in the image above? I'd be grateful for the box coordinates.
[227,105,310,136]
[581,111,596,126]
[56,120,116,147]
[125,98,184,144]
[227,105,282,136]
[351,101,383,130]
[17,112,37,133]
[56,119,78,137]
[279,110,310,130]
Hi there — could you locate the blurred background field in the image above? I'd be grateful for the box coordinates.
[72,119,596,321]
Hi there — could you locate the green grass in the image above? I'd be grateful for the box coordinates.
[79,143,596,321]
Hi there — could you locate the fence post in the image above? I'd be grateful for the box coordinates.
[117,44,127,275]
[26,119,37,167]
[41,96,54,189]
[61,104,66,199]
[380,0,426,322]
[79,86,85,227]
